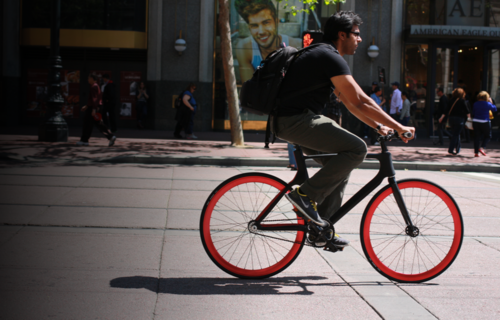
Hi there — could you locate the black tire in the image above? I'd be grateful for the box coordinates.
[200,173,306,279]
[360,179,464,283]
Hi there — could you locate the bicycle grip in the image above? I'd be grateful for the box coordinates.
[401,132,413,139]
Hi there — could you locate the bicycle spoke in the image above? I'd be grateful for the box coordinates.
[362,181,463,282]
[201,174,305,278]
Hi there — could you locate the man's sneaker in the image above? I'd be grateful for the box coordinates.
[76,141,89,146]
[332,233,350,248]
[108,136,116,147]
[285,188,328,227]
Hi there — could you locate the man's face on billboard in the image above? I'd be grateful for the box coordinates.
[248,8,277,49]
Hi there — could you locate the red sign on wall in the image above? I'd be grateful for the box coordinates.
[26,69,48,118]
[26,69,80,118]
[119,71,141,119]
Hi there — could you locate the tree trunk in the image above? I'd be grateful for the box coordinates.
[218,0,244,146]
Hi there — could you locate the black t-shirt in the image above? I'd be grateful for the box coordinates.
[435,94,448,118]
[277,42,351,116]
[446,98,470,118]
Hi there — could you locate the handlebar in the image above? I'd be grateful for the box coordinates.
[377,131,413,142]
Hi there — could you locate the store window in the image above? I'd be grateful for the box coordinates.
[436,47,455,96]
[489,0,500,27]
[488,48,500,102]
[404,44,428,127]
[213,0,333,129]
[22,0,146,32]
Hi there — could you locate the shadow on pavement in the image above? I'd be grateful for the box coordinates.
[110,276,437,295]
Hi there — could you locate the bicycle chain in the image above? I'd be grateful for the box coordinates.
[250,218,316,247]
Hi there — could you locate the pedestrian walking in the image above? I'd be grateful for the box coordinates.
[101,74,117,133]
[136,81,149,129]
[389,81,402,122]
[174,84,197,139]
[77,73,116,146]
[287,143,297,170]
[472,91,497,157]
[400,91,411,126]
[434,87,451,146]
[438,88,470,156]
[370,86,386,113]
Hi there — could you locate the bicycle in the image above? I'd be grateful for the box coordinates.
[200,133,464,283]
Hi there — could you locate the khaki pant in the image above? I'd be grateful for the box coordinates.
[273,109,367,220]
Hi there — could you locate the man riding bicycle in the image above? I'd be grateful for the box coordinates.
[273,11,415,248]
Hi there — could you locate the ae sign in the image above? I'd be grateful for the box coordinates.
[447,0,485,26]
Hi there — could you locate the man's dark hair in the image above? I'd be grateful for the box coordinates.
[374,86,381,93]
[235,0,277,24]
[88,73,98,81]
[323,11,363,42]
[186,83,197,91]
[402,91,408,97]
[103,73,110,80]
[437,87,444,93]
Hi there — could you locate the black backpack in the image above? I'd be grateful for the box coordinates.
[175,91,186,109]
[239,43,331,143]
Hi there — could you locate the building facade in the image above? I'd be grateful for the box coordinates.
[2,0,499,136]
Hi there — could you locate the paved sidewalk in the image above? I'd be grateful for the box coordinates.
[1,164,500,319]
[1,133,499,172]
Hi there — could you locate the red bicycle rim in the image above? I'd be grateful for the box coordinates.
[363,180,462,282]
[202,175,305,278]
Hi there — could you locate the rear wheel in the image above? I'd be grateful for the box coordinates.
[200,173,305,279]
[361,179,463,283]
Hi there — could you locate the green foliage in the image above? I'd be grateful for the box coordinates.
[277,0,346,15]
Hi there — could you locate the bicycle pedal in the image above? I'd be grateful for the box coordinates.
[323,242,343,253]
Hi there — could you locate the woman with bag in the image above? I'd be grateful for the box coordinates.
[173,84,197,139]
[472,91,497,157]
[438,88,470,156]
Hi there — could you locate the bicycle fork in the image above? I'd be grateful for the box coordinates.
[388,177,419,237]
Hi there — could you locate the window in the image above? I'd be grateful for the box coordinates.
[488,48,500,102]
[406,0,430,25]
[22,0,146,32]
[488,0,500,27]
[404,44,429,127]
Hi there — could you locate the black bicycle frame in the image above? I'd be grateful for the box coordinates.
[255,139,415,231]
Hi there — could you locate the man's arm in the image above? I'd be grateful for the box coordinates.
[331,75,414,142]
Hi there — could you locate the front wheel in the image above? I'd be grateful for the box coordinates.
[361,179,463,283]
[200,173,305,279]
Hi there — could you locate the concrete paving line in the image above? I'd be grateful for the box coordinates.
[101,155,500,173]
[316,243,437,320]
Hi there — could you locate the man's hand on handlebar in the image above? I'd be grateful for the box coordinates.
[397,126,415,143]
[378,126,393,137]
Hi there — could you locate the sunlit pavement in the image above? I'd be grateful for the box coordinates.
[1,163,499,319]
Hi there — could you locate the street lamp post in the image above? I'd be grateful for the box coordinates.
[38,0,68,142]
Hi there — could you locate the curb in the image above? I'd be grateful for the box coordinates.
[100,155,500,173]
